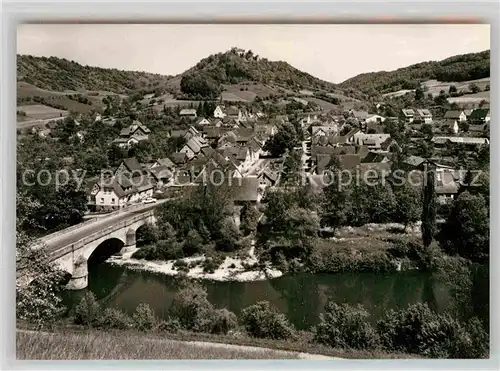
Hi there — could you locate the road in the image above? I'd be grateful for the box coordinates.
[41,200,167,254]
[17,116,67,130]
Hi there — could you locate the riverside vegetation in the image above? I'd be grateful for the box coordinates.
[18,281,488,359]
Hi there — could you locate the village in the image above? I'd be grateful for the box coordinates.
[13,24,492,362]
[61,100,489,219]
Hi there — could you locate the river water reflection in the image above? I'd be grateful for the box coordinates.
[63,262,489,330]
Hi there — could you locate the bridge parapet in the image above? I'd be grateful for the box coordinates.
[47,210,155,262]
[41,203,153,245]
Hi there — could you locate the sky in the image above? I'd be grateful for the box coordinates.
[17,24,490,83]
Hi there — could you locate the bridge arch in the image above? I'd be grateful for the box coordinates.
[53,212,156,290]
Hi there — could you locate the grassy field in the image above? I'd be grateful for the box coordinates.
[17,325,418,360]
[305,97,340,111]
[17,104,67,120]
[382,78,490,100]
[422,77,490,97]
[16,330,303,360]
[17,82,108,115]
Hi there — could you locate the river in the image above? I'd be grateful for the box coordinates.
[62,261,488,330]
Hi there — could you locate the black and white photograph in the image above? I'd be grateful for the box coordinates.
[14,23,490,360]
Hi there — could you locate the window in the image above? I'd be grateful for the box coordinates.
[100,198,104,203]
[111,198,115,204]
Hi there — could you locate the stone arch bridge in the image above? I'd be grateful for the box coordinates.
[37,204,159,290]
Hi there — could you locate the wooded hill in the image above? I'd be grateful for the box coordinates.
[17,55,172,94]
[339,50,490,96]
[171,48,342,99]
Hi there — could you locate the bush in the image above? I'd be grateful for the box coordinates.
[209,308,238,335]
[73,292,101,327]
[313,302,379,350]
[156,317,182,334]
[132,303,156,331]
[170,284,238,334]
[173,259,190,273]
[98,308,131,330]
[307,245,396,274]
[240,301,295,340]
[131,245,156,260]
[202,254,225,274]
[377,302,488,358]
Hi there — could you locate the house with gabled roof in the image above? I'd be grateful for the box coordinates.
[352,133,392,150]
[444,110,466,124]
[88,171,154,212]
[311,125,339,138]
[113,120,151,148]
[365,114,386,124]
[151,157,176,170]
[350,110,370,124]
[149,166,173,188]
[196,117,211,126]
[169,152,189,166]
[469,109,490,125]
[221,146,253,172]
[115,157,145,178]
[180,108,197,118]
[180,136,210,159]
[213,105,226,119]
[257,168,278,188]
[234,127,255,145]
[226,106,243,121]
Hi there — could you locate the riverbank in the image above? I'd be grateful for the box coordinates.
[108,241,283,282]
[107,222,422,282]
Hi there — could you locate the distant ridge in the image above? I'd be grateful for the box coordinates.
[339,50,490,95]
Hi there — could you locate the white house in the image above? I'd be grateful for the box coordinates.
[414,109,433,124]
[365,114,386,124]
[88,174,154,212]
[213,105,226,119]
[401,109,415,124]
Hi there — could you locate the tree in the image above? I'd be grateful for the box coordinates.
[421,166,436,247]
[439,192,489,263]
[74,292,101,327]
[392,181,421,228]
[180,74,221,99]
[469,83,481,94]
[263,122,300,157]
[321,164,351,231]
[16,225,66,328]
[240,202,260,236]
[421,123,433,138]
[414,85,424,100]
